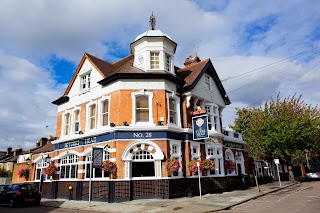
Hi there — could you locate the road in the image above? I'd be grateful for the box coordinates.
[0,205,85,213]
[218,181,320,213]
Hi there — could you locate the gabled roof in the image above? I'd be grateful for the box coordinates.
[176,59,231,105]
[53,53,230,105]
[53,53,184,105]
[62,53,113,97]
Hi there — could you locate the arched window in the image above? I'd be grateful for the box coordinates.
[85,149,110,179]
[225,149,235,175]
[35,159,49,181]
[132,150,154,177]
[60,154,78,179]
[122,141,164,179]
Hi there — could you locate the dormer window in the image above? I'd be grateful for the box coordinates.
[165,53,171,72]
[150,52,160,69]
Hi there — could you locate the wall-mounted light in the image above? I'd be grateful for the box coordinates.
[25,157,31,165]
[123,121,129,126]
[110,123,116,127]
[45,156,51,163]
[158,117,164,126]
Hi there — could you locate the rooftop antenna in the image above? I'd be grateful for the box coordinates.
[149,12,156,30]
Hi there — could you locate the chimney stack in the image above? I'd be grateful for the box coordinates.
[183,52,201,67]
[6,147,12,156]
[13,148,23,156]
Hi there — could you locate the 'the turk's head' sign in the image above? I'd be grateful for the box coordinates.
[192,114,209,140]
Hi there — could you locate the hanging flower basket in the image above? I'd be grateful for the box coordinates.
[224,160,236,173]
[101,160,117,174]
[18,168,29,180]
[187,160,202,175]
[166,158,180,175]
[44,163,59,178]
[202,159,215,171]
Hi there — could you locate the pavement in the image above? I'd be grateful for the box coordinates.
[41,181,298,213]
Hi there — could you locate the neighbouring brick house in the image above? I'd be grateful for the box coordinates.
[26,18,247,202]
[12,137,55,184]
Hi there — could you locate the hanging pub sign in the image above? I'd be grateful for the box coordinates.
[92,147,103,169]
[192,114,209,140]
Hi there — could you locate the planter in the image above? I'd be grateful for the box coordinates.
[109,173,116,179]
[202,170,207,176]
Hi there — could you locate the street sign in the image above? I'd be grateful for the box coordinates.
[192,114,209,140]
[92,147,103,168]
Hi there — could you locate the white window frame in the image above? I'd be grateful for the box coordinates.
[165,53,171,72]
[62,110,71,136]
[167,92,181,127]
[86,101,97,131]
[150,52,160,69]
[190,142,201,176]
[190,142,200,160]
[98,96,111,128]
[79,69,91,92]
[60,154,78,179]
[35,159,49,181]
[170,140,182,177]
[205,143,224,176]
[71,107,81,134]
[205,103,220,132]
[131,91,154,125]
[85,149,110,179]
[225,149,236,176]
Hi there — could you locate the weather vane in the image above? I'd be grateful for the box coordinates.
[149,12,156,30]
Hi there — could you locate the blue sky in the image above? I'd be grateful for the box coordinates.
[0,0,319,151]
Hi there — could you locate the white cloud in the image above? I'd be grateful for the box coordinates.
[0,50,65,150]
[0,0,319,150]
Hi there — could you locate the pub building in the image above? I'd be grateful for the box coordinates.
[28,16,247,202]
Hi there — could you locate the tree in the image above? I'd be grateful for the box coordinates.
[231,94,320,181]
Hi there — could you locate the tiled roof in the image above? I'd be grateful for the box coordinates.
[7,155,19,162]
[32,142,54,154]
[54,53,230,105]
[176,59,209,89]
[0,155,17,163]
[20,142,54,155]
[85,53,114,77]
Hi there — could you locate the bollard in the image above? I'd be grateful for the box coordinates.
[68,185,73,200]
